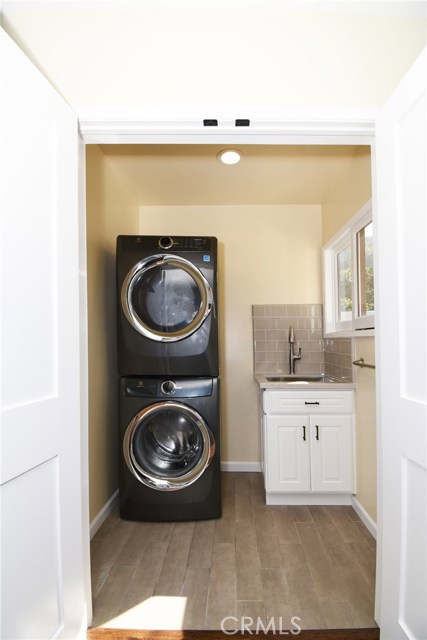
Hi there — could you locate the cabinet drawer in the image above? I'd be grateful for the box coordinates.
[264,390,354,414]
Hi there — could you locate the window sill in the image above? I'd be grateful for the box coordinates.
[324,329,375,339]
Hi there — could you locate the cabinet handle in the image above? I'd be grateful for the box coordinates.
[315,425,319,440]
[302,425,306,441]
[305,401,320,405]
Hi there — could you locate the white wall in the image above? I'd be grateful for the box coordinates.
[140,204,322,463]
[1,2,426,113]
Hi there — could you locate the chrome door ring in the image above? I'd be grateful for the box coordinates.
[123,401,215,491]
[121,253,213,342]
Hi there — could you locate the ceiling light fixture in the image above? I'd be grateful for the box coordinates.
[217,149,242,165]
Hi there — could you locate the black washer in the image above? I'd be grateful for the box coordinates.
[119,376,221,522]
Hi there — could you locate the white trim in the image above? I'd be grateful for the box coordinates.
[221,461,262,473]
[351,495,377,539]
[89,490,119,539]
[324,329,375,338]
[77,132,93,623]
[77,111,376,145]
[9,0,425,18]
[323,199,375,335]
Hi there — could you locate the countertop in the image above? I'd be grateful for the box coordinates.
[255,374,356,390]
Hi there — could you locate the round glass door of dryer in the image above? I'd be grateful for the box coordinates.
[121,254,213,342]
[123,402,215,491]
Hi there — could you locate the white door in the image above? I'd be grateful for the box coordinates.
[266,415,310,492]
[310,416,353,493]
[374,48,426,639]
[0,29,89,639]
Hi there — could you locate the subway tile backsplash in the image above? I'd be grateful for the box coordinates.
[324,338,353,381]
[252,304,353,381]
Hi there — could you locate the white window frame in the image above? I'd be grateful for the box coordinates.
[323,200,374,337]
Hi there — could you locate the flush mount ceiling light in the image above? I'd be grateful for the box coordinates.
[217,149,242,165]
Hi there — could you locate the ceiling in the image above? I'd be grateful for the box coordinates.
[3,2,425,113]
[99,144,371,206]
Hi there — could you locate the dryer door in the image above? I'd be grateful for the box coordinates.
[121,254,213,342]
[123,401,215,491]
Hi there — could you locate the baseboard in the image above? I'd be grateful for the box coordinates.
[221,461,262,472]
[90,489,119,539]
[266,492,353,506]
[351,495,377,539]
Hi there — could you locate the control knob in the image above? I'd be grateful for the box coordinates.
[158,236,174,250]
[161,380,176,395]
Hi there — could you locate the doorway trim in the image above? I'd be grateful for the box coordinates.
[78,110,376,145]
[79,110,379,627]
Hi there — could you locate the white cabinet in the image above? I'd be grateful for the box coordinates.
[262,389,354,505]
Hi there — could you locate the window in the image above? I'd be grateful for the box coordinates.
[323,201,374,335]
[356,220,374,320]
[337,243,352,323]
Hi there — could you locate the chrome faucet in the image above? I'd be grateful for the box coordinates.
[289,325,301,374]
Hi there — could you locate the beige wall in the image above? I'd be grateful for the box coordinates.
[321,148,377,523]
[354,338,377,522]
[140,204,322,462]
[86,145,139,521]
[322,147,372,244]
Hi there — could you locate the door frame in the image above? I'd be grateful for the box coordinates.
[78,110,380,622]
[78,110,376,145]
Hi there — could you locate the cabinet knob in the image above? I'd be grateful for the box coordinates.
[315,425,319,440]
[302,425,306,441]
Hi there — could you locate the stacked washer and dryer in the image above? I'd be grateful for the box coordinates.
[116,235,221,521]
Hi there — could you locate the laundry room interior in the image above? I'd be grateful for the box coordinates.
[1,0,426,634]
[86,142,378,630]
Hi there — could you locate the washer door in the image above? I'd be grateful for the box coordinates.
[123,401,216,491]
[121,254,213,342]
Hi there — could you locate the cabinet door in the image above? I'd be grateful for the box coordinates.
[265,415,310,492]
[310,415,353,492]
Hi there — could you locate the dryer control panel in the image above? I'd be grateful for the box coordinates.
[118,235,214,252]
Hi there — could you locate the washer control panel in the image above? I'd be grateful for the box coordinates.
[124,377,214,398]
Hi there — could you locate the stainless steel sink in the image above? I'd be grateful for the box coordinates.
[265,375,337,383]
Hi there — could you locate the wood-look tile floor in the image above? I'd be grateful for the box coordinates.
[90,473,377,632]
